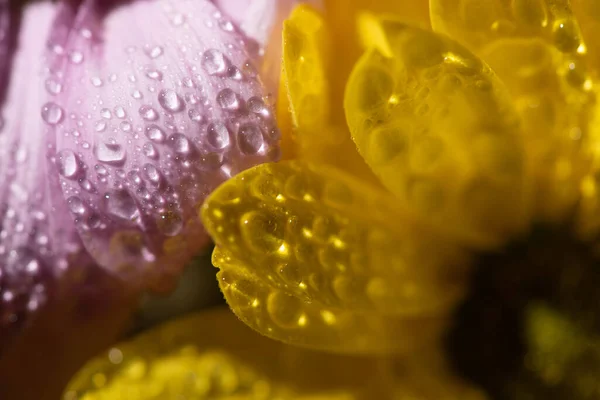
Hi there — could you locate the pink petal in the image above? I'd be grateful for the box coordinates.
[45,0,280,290]
[0,0,10,104]
[0,1,95,346]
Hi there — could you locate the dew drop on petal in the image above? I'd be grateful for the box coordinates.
[94,142,126,165]
[145,124,166,143]
[168,133,192,155]
[139,105,159,121]
[216,88,240,111]
[201,49,229,76]
[41,102,64,125]
[238,123,264,154]
[56,149,79,179]
[206,122,230,149]
[158,89,185,112]
[104,190,140,222]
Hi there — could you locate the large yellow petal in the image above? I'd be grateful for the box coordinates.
[64,308,485,400]
[346,22,529,246]
[431,0,597,223]
[200,160,471,353]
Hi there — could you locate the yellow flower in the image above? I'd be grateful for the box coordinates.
[67,1,600,399]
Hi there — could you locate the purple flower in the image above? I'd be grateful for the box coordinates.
[0,0,284,350]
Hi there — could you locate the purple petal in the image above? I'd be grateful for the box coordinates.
[0,1,96,347]
[45,0,280,290]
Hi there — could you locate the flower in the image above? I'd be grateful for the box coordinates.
[193,1,600,398]
[65,0,600,399]
[0,0,292,386]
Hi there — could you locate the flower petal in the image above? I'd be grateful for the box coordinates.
[279,5,379,184]
[64,307,486,400]
[201,160,470,353]
[45,0,279,290]
[0,1,96,348]
[431,0,597,223]
[345,22,529,246]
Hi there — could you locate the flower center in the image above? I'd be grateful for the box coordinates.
[445,225,600,398]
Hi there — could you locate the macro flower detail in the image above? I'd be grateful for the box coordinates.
[0,0,284,351]
[195,1,600,398]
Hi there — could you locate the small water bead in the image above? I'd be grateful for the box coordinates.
[143,164,162,185]
[238,123,264,154]
[228,66,243,80]
[142,143,158,159]
[157,211,183,236]
[56,149,79,179]
[114,106,127,119]
[247,96,270,118]
[127,171,143,187]
[41,102,64,125]
[158,89,185,112]
[241,61,258,78]
[67,196,86,215]
[201,49,230,76]
[139,105,158,121]
[91,77,103,87]
[217,88,240,111]
[69,50,84,64]
[131,90,143,99]
[206,122,230,149]
[170,13,186,26]
[188,109,204,123]
[145,124,166,143]
[104,190,140,222]
[144,45,164,59]
[45,78,63,95]
[119,121,132,132]
[168,133,192,155]
[553,19,582,53]
[100,108,112,119]
[94,142,126,166]
[80,179,96,193]
[145,69,163,81]
[95,121,107,132]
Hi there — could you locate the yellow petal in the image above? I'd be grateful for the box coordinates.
[431,0,597,223]
[64,308,484,400]
[346,22,529,246]
[200,160,470,353]
[573,0,600,76]
[280,5,378,184]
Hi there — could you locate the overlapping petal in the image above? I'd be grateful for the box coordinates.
[44,0,279,290]
[65,308,485,400]
[0,1,97,349]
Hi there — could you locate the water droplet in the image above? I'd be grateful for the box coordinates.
[45,78,62,95]
[100,108,112,119]
[80,179,96,192]
[127,171,143,186]
[119,121,132,132]
[91,77,103,87]
[158,89,184,112]
[247,96,270,118]
[145,124,166,142]
[139,105,159,121]
[41,102,64,125]
[206,122,230,149]
[227,66,242,80]
[142,143,158,159]
[69,51,84,64]
[94,142,126,165]
[219,19,234,32]
[56,149,79,179]
[114,106,127,119]
[143,163,162,185]
[95,120,107,132]
[170,13,186,26]
[242,60,258,78]
[145,69,163,81]
[216,88,240,111]
[168,133,192,155]
[238,123,264,154]
[157,211,183,236]
[104,190,140,222]
[67,196,86,215]
[131,90,143,99]
[144,45,164,59]
[188,109,204,123]
[201,49,229,76]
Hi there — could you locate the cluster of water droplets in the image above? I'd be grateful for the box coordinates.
[39,0,279,287]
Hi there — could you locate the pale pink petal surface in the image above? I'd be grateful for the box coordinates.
[45,0,279,290]
[0,1,96,346]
